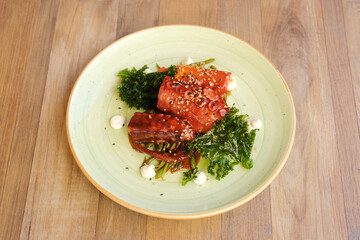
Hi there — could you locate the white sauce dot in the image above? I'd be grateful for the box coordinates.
[246,117,262,131]
[144,68,152,74]
[228,77,237,91]
[193,171,207,185]
[251,118,262,129]
[110,115,125,129]
[181,57,194,65]
[140,165,156,179]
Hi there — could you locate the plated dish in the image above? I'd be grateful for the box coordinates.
[116,59,261,185]
[66,25,295,219]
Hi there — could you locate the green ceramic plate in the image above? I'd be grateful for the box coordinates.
[66,25,295,219]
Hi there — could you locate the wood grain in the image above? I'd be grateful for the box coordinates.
[19,0,119,239]
[321,0,360,236]
[0,1,59,239]
[261,0,348,238]
[117,0,160,38]
[343,1,360,123]
[342,0,360,236]
[342,0,360,131]
[222,190,272,240]
[158,0,218,28]
[95,194,147,240]
[0,0,38,204]
[146,216,221,240]
[0,0,359,239]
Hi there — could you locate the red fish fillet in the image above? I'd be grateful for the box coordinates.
[157,77,229,133]
[175,65,231,95]
[128,112,195,143]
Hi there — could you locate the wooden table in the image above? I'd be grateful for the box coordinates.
[1,0,359,239]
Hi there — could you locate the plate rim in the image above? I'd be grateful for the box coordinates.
[66,24,296,219]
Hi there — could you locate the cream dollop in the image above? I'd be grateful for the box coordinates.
[144,68,152,74]
[193,171,207,185]
[246,117,262,131]
[181,57,194,65]
[140,165,156,179]
[228,77,237,91]
[110,115,125,129]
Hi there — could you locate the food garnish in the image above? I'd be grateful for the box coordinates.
[116,58,261,185]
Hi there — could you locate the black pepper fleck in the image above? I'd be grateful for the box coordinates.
[160,194,164,196]
[125,167,129,170]
[112,143,115,145]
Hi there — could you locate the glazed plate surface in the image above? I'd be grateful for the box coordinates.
[66,25,295,219]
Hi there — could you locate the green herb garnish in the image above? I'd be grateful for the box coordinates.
[184,107,257,180]
[182,168,198,186]
[117,65,177,110]
[181,154,199,186]
[190,58,215,67]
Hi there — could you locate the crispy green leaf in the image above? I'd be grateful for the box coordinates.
[185,107,257,180]
[117,65,177,110]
